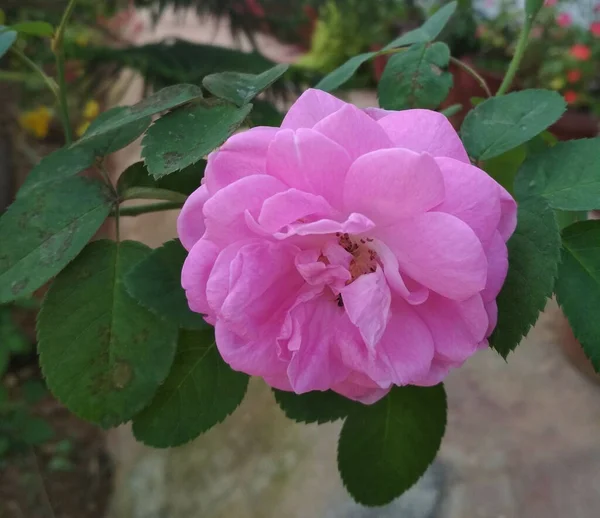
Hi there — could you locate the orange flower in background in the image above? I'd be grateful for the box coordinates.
[564,91,578,104]
[591,21,600,37]
[567,69,582,83]
[570,44,591,60]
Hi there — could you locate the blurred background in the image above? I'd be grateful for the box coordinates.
[1,1,600,517]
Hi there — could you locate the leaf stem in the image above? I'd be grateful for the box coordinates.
[449,56,492,98]
[9,47,59,99]
[496,15,535,96]
[116,201,184,217]
[120,187,188,204]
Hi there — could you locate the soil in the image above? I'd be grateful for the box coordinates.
[0,368,113,518]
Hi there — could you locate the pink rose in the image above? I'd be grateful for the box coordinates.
[557,12,573,27]
[178,89,517,404]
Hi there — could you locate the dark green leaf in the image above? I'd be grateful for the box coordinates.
[514,138,600,210]
[482,145,526,195]
[0,178,112,303]
[378,43,452,110]
[490,197,561,357]
[383,2,457,50]
[0,348,8,377]
[132,328,249,447]
[0,29,16,59]
[117,161,204,198]
[461,89,566,160]
[38,240,178,428]
[556,220,600,372]
[249,100,284,127]
[315,52,376,92]
[142,100,252,178]
[273,389,360,424]
[0,307,30,354]
[19,416,54,445]
[125,239,207,329]
[10,22,54,37]
[18,146,95,198]
[21,380,47,405]
[338,385,447,506]
[203,64,289,106]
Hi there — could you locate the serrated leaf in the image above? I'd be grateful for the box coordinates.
[132,328,249,447]
[514,138,600,210]
[337,385,447,507]
[0,178,113,303]
[142,100,252,178]
[18,146,95,198]
[461,89,566,161]
[10,21,54,37]
[273,389,360,424]
[378,43,452,110]
[315,52,376,92]
[38,240,178,428]
[203,64,289,106]
[556,221,600,372]
[490,197,561,357]
[0,28,16,59]
[117,161,204,197]
[125,239,207,329]
[383,2,457,50]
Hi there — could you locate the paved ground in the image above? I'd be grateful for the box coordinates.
[105,10,600,518]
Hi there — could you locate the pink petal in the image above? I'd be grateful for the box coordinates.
[204,126,278,194]
[313,104,393,161]
[281,88,346,130]
[376,212,487,301]
[181,238,220,315]
[341,268,391,348]
[203,175,287,244]
[481,232,508,302]
[269,212,376,240]
[415,293,488,364]
[378,109,470,163]
[177,184,210,251]
[411,358,453,387]
[434,157,501,246]
[265,128,352,208]
[343,148,445,225]
[485,300,498,337]
[363,107,391,121]
[333,375,390,404]
[498,187,518,241]
[295,248,351,290]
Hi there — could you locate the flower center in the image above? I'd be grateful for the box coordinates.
[337,232,379,282]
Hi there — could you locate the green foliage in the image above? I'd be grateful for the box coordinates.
[10,21,54,36]
[273,389,360,424]
[315,52,376,92]
[0,28,16,59]
[38,240,178,428]
[378,42,453,110]
[125,240,207,330]
[203,64,289,107]
[461,89,566,160]
[337,385,447,506]
[0,178,113,304]
[490,197,561,357]
[0,305,31,376]
[525,0,546,18]
[514,138,600,210]
[556,221,600,372]
[132,328,249,447]
[117,161,205,198]
[142,101,252,178]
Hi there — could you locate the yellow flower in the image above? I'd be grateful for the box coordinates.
[19,106,52,139]
[76,120,91,138]
[83,100,100,120]
[550,77,566,90]
[75,33,90,47]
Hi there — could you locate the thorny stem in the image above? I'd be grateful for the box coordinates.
[449,56,492,98]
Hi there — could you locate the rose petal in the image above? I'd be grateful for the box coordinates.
[498,186,518,241]
[281,88,346,130]
[181,238,220,315]
[481,231,509,302]
[177,184,210,251]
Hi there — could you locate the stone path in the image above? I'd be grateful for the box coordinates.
[105,9,600,518]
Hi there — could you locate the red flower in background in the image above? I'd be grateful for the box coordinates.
[567,69,582,83]
[564,91,578,103]
[570,44,591,60]
[591,21,600,37]
[557,12,573,27]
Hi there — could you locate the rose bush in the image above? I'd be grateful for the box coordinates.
[178,89,517,403]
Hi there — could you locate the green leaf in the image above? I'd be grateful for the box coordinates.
[38,240,178,428]
[525,0,545,17]
[0,307,30,354]
[337,385,447,507]
[132,328,249,447]
[378,43,452,110]
[461,89,566,161]
[125,239,207,330]
[273,389,360,424]
[142,100,252,178]
[18,146,95,198]
[0,348,8,377]
[490,197,561,357]
[10,22,54,37]
[0,29,16,59]
[315,52,376,92]
[76,84,203,156]
[514,138,600,210]
[0,178,112,304]
[117,161,204,198]
[19,416,54,445]
[556,220,600,372]
[21,380,47,405]
[249,100,284,127]
[383,2,458,50]
[203,64,289,106]
[482,145,527,195]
